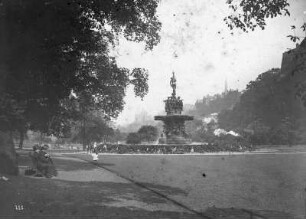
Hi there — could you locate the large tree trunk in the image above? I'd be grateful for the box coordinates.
[0,130,18,175]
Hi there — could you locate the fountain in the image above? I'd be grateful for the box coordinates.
[154,72,193,144]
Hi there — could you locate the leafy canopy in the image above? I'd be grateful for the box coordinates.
[218,68,305,144]
[71,110,114,146]
[224,0,306,110]
[138,125,158,142]
[126,132,142,144]
[0,0,161,135]
[225,0,290,32]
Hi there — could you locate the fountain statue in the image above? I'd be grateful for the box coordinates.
[154,72,193,144]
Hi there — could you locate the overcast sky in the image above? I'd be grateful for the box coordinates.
[113,0,306,126]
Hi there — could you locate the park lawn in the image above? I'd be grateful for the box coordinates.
[71,153,306,219]
[3,150,305,218]
[0,153,204,219]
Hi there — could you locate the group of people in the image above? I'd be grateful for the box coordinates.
[27,144,57,178]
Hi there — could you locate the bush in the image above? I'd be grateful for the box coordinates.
[137,125,158,142]
[95,142,254,154]
[126,133,141,144]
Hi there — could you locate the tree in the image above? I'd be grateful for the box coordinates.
[269,116,297,146]
[0,0,161,174]
[126,132,141,144]
[225,0,290,32]
[1,0,160,131]
[225,0,305,45]
[224,0,306,106]
[218,68,304,145]
[71,110,114,149]
[137,125,158,142]
[110,129,127,143]
[193,121,217,143]
[190,90,241,117]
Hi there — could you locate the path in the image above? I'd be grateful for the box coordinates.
[1,153,204,219]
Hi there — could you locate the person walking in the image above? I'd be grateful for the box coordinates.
[92,151,98,162]
[92,142,99,162]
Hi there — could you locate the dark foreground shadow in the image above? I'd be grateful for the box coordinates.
[0,175,201,219]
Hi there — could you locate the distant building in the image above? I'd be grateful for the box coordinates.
[281,38,306,77]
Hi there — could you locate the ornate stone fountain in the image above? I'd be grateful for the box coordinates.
[154,72,193,144]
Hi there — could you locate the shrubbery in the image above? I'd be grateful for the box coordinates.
[241,128,299,146]
[126,125,158,144]
[126,133,142,144]
[138,125,158,142]
[95,140,254,154]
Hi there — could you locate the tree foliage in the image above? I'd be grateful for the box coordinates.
[190,90,241,117]
[184,90,241,142]
[71,110,114,148]
[218,68,305,145]
[0,0,161,136]
[126,125,158,144]
[126,132,141,144]
[225,0,290,32]
[189,120,217,143]
[224,0,306,106]
[137,125,158,142]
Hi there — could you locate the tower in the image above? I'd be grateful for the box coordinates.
[224,79,228,94]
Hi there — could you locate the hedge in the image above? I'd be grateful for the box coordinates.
[95,142,254,154]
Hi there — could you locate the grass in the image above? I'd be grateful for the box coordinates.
[70,152,306,218]
[0,153,203,219]
[2,149,305,218]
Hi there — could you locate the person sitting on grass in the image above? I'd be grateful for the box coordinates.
[27,144,40,176]
[38,145,57,178]
[28,144,57,178]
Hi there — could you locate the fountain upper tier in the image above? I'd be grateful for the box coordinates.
[154,94,193,120]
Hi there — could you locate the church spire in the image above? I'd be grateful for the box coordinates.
[224,79,228,94]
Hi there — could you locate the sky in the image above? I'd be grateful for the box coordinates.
[113,0,306,126]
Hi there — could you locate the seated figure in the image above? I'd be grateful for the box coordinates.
[28,144,57,178]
